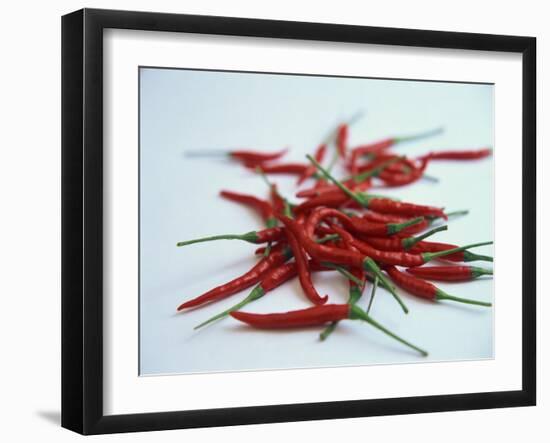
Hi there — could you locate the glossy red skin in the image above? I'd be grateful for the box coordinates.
[220,190,275,222]
[336,124,348,157]
[360,211,407,224]
[408,240,464,262]
[330,224,425,267]
[285,228,328,305]
[230,304,350,329]
[246,162,308,175]
[277,214,364,268]
[255,227,286,243]
[367,198,446,219]
[379,158,430,187]
[350,138,395,159]
[177,243,290,310]
[386,265,437,300]
[363,235,406,251]
[406,266,475,282]
[230,148,287,164]
[269,183,286,215]
[305,207,406,238]
[296,179,371,199]
[259,260,329,292]
[422,148,492,160]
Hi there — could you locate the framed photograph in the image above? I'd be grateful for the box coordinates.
[62,8,536,435]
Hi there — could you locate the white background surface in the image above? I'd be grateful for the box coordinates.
[0,1,547,442]
[139,68,495,375]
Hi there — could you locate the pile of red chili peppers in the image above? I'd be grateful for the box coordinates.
[178,119,493,357]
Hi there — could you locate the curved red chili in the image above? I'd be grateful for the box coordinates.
[379,157,430,187]
[307,155,446,219]
[349,127,443,169]
[280,212,409,313]
[386,266,491,307]
[194,259,330,329]
[176,243,292,311]
[285,228,329,305]
[405,265,493,282]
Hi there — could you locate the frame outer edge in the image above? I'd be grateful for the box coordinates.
[521,37,536,405]
[61,9,85,434]
[61,7,537,435]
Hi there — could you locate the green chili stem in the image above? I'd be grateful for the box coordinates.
[321,263,364,287]
[422,174,440,183]
[194,286,266,330]
[320,279,365,342]
[307,154,368,206]
[470,267,494,278]
[350,157,404,183]
[363,257,408,314]
[402,225,448,250]
[184,149,229,158]
[349,305,428,356]
[366,275,379,314]
[177,231,258,247]
[428,209,469,222]
[387,217,424,235]
[463,251,494,262]
[319,322,338,341]
[435,289,492,307]
[422,241,493,262]
[394,126,444,144]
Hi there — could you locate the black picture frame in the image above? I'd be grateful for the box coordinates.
[62,8,536,435]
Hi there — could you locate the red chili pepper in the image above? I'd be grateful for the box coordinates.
[363,225,448,252]
[307,155,447,220]
[194,259,330,329]
[231,148,288,164]
[297,157,399,200]
[269,183,287,215]
[254,232,340,256]
[176,227,285,247]
[379,157,430,187]
[349,127,443,169]
[405,265,493,282]
[245,162,308,175]
[330,224,426,267]
[230,304,428,355]
[176,243,292,311]
[305,208,424,242]
[278,213,409,313]
[220,190,277,227]
[285,228,329,305]
[297,144,327,185]
[385,266,492,307]
[336,124,348,157]
[421,148,492,161]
